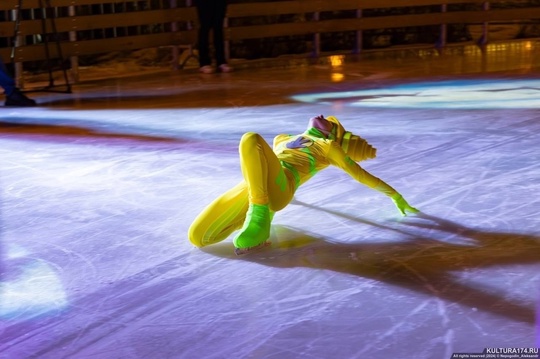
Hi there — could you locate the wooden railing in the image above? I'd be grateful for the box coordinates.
[1,0,539,84]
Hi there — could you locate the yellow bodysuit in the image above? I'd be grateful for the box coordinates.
[188,119,399,248]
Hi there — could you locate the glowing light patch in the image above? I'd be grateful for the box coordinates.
[331,73,344,82]
[329,55,345,67]
[1,245,68,320]
[291,79,540,109]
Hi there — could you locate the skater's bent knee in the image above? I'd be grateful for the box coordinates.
[188,221,232,248]
[188,223,205,247]
[240,132,262,145]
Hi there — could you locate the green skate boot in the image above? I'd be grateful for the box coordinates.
[233,203,271,255]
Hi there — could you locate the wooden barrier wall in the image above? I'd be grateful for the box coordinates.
[0,0,539,83]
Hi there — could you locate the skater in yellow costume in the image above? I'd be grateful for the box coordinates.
[188,115,418,254]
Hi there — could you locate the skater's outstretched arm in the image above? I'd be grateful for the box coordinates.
[325,131,418,216]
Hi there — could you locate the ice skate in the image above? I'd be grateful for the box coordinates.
[233,203,271,254]
[234,240,271,255]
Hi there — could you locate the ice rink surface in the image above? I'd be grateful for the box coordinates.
[1,42,539,358]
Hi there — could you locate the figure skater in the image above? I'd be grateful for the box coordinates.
[188,115,419,254]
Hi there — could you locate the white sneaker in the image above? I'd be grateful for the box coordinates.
[218,64,234,73]
[199,65,215,74]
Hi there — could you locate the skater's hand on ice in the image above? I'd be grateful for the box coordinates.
[391,193,419,216]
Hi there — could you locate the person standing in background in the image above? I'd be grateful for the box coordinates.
[194,0,233,74]
[0,56,36,107]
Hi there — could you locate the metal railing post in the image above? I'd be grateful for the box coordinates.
[11,3,24,88]
[69,2,79,82]
[312,11,320,57]
[224,7,230,62]
[354,8,362,54]
[479,1,490,46]
[169,0,179,70]
[437,4,447,50]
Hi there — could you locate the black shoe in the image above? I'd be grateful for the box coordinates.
[5,89,36,107]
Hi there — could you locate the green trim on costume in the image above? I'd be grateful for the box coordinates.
[280,160,300,189]
[345,156,355,166]
[300,147,318,177]
[342,131,352,153]
[275,169,287,192]
[305,127,326,139]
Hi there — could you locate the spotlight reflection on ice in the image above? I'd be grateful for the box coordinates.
[331,73,344,82]
[291,79,540,109]
[0,245,68,320]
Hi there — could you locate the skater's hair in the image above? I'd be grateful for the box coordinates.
[326,116,376,162]
[342,132,377,162]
